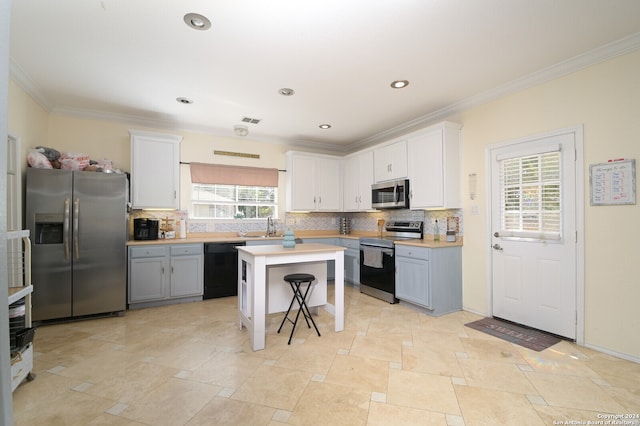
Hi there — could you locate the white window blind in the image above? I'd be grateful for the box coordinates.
[499,150,562,240]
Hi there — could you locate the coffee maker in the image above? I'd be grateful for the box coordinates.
[133,218,159,240]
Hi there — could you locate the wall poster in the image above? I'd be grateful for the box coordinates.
[589,159,636,205]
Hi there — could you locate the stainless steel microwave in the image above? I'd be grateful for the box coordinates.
[371,179,410,209]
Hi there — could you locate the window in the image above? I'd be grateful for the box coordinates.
[499,150,561,240]
[191,183,277,219]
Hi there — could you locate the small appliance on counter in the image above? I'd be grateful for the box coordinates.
[133,218,159,240]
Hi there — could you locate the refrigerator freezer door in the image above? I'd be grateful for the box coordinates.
[72,172,127,317]
[26,168,74,321]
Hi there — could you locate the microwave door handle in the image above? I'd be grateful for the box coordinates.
[393,184,397,204]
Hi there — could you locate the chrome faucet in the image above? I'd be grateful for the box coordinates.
[266,216,276,237]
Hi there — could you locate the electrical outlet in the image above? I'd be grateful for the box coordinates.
[286,218,295,226]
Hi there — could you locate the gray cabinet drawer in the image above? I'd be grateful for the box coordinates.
[170,244,203,256]
[395,245,429,260]
[340,238,360,249]
[129,245,166,259]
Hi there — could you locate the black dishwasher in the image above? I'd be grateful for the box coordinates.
[204,242,246,299]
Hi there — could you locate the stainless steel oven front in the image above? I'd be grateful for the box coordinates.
[359,240,397,304]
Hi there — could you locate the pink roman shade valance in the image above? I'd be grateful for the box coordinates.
[190,162,279,187]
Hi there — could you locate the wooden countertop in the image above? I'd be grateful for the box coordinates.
[126,231,463,248]
[237,243,346,256]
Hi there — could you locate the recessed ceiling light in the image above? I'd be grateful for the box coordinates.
[319,124,332,129]
[184,13,211,31]
[176,97,193,104]
[278,88,295,96]
[390,80,409,89]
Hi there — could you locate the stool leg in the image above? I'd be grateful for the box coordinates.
[277,281,299,334]
[287,282,307,344]
[298,281,321,337]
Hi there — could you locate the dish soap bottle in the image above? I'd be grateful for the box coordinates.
[433,219,440,242]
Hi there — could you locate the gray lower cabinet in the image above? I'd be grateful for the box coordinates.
[340,238,360,284]
[395,245,461,316]
[128,244,203,308]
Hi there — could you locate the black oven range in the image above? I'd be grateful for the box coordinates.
[359,221,423,303]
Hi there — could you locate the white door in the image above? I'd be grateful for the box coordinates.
[490,130,578,339]
[6,134,20,231]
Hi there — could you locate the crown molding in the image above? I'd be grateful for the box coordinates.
[9,57,54,111]
[10,32,640,154]
[353,31,640,149]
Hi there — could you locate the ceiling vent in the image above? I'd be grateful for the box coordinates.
[241,116,262,125]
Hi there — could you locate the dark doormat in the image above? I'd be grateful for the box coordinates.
[465,317,562,351]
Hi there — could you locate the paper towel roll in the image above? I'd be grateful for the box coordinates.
[179,220,187,239]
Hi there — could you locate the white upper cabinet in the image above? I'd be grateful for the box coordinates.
[343,151,374,211]
[130,130,182,209]
[374,139,408,182]
[407,122,461,209]
[286,152,342,211]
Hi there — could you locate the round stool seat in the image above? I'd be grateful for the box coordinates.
[283,273,315,283]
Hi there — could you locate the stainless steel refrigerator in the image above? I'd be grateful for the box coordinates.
[26,167,128,321]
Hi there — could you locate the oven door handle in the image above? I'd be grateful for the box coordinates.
[360,245,394,257]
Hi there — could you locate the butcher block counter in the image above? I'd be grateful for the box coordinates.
[236,243,345,351]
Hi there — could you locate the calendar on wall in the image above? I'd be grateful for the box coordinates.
[589,159,636,205]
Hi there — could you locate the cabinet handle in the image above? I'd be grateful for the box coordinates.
[161,266,164,274]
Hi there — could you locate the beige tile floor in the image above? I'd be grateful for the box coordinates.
[12,284,640,425]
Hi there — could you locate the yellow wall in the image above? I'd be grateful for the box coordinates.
[7,79,49,165]
[11,102,290,218]
[450,50,640,359]
[8,49,640,359]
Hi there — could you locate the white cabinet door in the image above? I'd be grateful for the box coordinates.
[286,152,342,211]
[130,130,182,209]
[344,151,374,211]
[170,255,203,297]
[289,155,317,210]
[407,123,461,209]
[316,157,341,211]
[374,140,407,182]
[344,155,360,211]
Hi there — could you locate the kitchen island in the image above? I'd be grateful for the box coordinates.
[237,243,345,351]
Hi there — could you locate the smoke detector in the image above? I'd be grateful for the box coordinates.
[234,125,249,137]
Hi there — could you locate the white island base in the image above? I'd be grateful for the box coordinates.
[237,243,345,351]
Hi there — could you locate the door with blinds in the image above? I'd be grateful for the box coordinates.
[490,130,577,339]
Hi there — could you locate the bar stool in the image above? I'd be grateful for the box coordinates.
[277,273,321,344]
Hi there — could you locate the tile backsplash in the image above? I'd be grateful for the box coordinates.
[149,209,465,237]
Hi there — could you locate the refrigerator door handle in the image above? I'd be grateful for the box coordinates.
[73,198,80,260]
[64,198,71,260]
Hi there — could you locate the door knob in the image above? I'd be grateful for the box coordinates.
[492,243,503,251]
[494,232,500,237]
